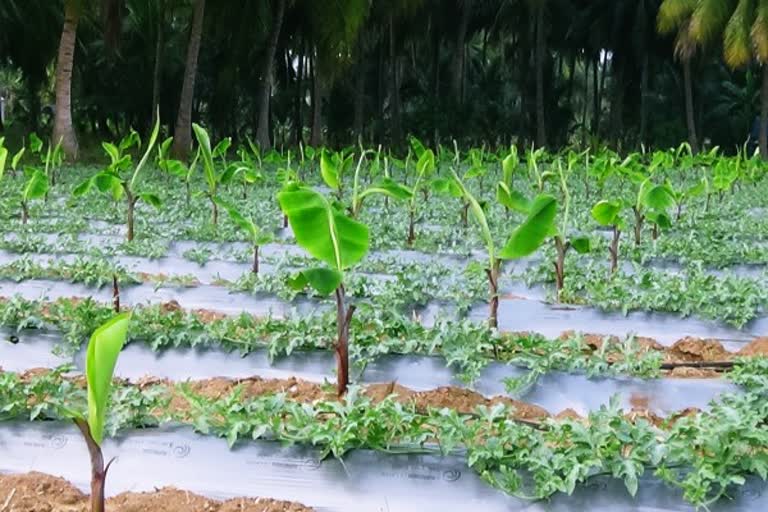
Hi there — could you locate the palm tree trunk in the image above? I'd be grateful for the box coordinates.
[172,0,206,160]
[760,64,768,159]
[294,46,304,146]
[451,0,472,104]
[353,48,365,142]
[682,58,699,154]
[52,0,80,160]
[639,54,649,147]
[389,14,403,146]
[310,50,322,146]
[150,0,165,129]
[534,2,547,148]
[256,0,285,150]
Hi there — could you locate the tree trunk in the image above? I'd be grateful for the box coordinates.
[172,0,206,160]
[389,15,402,146]
[553,237,567,302]
[353,51,365,142]
[592,53,600,136]
[334,286,355,396]
[310,51,322,146]
[256,0,285,150]
[633,207,643,247]
[451,0,472,104]
[609,226,620,274]
[294,45,305,146]
[682,58,699,154]
[760,64,768,159]
[431,17,441,146]
[639,54,649,148]
[52,0,80,160]
[534,2,547,148]
[151,0,165,129]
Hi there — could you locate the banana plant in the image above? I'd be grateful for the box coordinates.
[0,137,26,179]
[278,183,369,396]
[550,156,591,301]
[70,313,130,512]
[350,150,413,217]
[453,170,557,332]
[320,149,354,200]
[591,199,625,274]
[219,200,274,274]
[18,167,48,224]
[161,148,199,203]
[193,123,236,225]
[670,177,708,221]
[406,148,436,245]
[630,178,676,247]
[73,119,161,241]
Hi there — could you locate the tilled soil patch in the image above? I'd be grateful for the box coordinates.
[0,472,312,512]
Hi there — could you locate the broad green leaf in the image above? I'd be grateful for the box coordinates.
[320,151,339,190]
[102,142,120,164]
[0,147,7,181]
[570,236,591,254]
[86,313,130,445]
[72,178,93,197]
[94,172,121,193]
[591,200,622,226]
[11,147,25,170]
[277,184,369,270]
[212,137,232,158]
[642,184,676,211]
[431,177,463,197]
[359,178,413,202]
[496,182,531,213]
[287,267,343,296]
[416,149,436,176]
[453,172,495,260]
[130,116,161,189]
[165,160,189,178]
[29,133,43,153]
[224,204,258,240]
[502,151,518,184]
[139,193,162,209]
[192,123,216,192]
[499,194,557,259]
[23,171,48,201]
[409,136,426,159]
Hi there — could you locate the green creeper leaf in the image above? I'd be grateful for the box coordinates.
[591,200,622,226]
[320,151,339,190]
[277,184,369,271]
[139,193,162,209]
[287,267,343,296]
[23,170,48,201]
[499,194,557,259]
[86,313,131,445]
[496,182,531,213]
[570,236,591,254]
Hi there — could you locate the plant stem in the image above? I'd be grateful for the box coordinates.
[112,274,120,312]
[334,285,355,396]
[553,237,568,302]
[21,201,28,224]
[609,226,620,275]
[252,244,259,274]
[74,418,113,512]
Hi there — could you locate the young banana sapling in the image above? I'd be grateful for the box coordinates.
[219,200,274,273]
[350,150,413,217]
[406,149,436,245]
[591,199,625,274]
[193,123,236,225]
[278,183,369,396]
[452,171,557,333]
[70,313,131,512]
[73,119,161,241]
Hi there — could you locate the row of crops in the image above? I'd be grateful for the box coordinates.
[0,129,767,510]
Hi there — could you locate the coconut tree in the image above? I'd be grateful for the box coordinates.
[657,0,701,153]
[255,0,287,150]
[171,0,206,160]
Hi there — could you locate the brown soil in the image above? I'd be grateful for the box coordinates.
[665,337,732,363]
[554,408,583,421]
[664,367,722,378]
[0,472,313,512]
[738,337,768,356]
